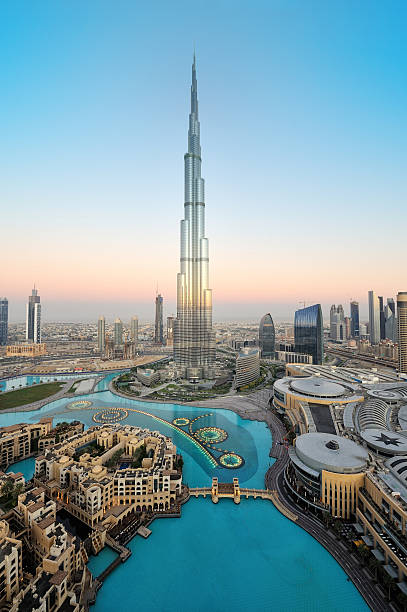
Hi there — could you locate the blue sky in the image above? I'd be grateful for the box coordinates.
[1,1,406,322]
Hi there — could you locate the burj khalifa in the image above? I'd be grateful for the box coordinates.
[173,56,215,379]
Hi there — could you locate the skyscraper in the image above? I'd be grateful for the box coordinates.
[368,290,380,345]
[130,316,138,345]
[294,304,324,365]
[0,297,8,346]
[397,292,407,375]
[329,305,345,341]
[173,56,215,378]
[26,287,41,343]
[378,296,385,340]
[167,316,174,347]
[350,301,359,338]
[385,298,397,342]
[259,314,275,358]
[114,318,123,346]
[98,315,105,353]
[154,294,163,344]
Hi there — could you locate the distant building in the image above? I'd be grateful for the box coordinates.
[368,290,380,345]
[378,295,386,340]
[259,313,275,358]
[385,298,397,343]
[6,343,47,358]
[397,292,407,375]
[26,287,41,344]
[131,315,138,345]
[276,351,312,364]
[155,294,163,344]
[350,301,359,338]
[329,305,345,341]
[359,322,368,338]
[114,318,123,346]
[137,368,161,386]
[166,316,174,346]
[294,304,324,365]
[98,315,105,353]
[344,316,351,340]
[0,297,8,346]
[235,348,260,388]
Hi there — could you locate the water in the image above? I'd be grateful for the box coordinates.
[87,547,118,576]
[0,373,99,393]
[0,372,368,610]
[6,457,35,481]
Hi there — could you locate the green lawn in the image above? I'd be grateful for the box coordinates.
[0,382,65,410]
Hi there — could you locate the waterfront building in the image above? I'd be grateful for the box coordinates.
[368,290,380,345]
[286,432,368,519]
[166,316,174,346]
[25,287,41,344]
[114,318,123,346]
[0,297,8,346]
[137,368,161,386]
[173,57,215,379]
[98,315,106,353]
[0,419,52,469]
[6,343,46,358]
[154,294,164,344]
[131,315,139,345]
[329,305,345,341]
[259,313,275,358]
[34,424,183,528]
[294,304,324,365]
[235,348,260,388]
[397,292,407,375]
[350,301,359,338]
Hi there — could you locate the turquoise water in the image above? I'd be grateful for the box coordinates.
[87,547,118,576]
[92,498,368,612]
[0,373,99,393]
[6,457,35,480]
[0,373,368,610]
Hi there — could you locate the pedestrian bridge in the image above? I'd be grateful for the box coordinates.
[189,478,298,521]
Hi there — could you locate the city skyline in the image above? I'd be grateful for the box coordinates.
[2,1,406,319]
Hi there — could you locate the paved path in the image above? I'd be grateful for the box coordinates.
[0,378,79,414]
[265,410,390,612]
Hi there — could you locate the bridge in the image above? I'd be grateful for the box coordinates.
[189,478,298,522]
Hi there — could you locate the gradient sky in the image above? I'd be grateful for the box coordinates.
[1,1,406,323]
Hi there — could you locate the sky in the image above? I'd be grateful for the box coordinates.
[1,0,406,323]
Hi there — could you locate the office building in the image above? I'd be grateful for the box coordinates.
[173,56,215,378]
[294,304,324,365]
[344,316,351,340]
[0,297,8,346]
[26,287,41,344]
[378,295,386,340]
[167,316,174,346]
[368,290,380,345]
[235,348,260,388]
[385,298,397,343]
[397,292,407,375]
[131,315,138,345]
[329,304,345,341]
[97,315,105,353]
[114,318,123,346]
[259,313,275,358]
[154,294,164,344]
[350,301,359,338]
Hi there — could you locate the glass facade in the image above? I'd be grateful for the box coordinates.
[294,304,324,365]
[350,301,359,339]
[259,313,275,358]
[0,297,8,346]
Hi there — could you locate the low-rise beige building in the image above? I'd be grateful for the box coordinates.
[0,419,53,469]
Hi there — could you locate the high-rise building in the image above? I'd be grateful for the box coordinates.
[259,314,275,358]
[368,290,380,345]
[26,287,41,344]
[0,297,8,346]
[329,305,345,341]
[350,301,359,338]
[397,292,407,375]
[378,296,386,340]
[344,316,351,340]
[130,316,138,345]
[294,304,324,365]
[114,318,123,346]
[97,315,105,353]
[167,316,174,347]
[173,56,215,378]
[385,298,397,342]
[154,294,163,344]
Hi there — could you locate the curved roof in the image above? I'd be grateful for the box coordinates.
[290,377,346,398]
[294,432,368,474]
[385,456,407,485]
[360,429,407,455]
[357,398,389,431]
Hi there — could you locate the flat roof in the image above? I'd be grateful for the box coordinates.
[290,377,346,398]
[360,429,407,455]
[295,432,368,474]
